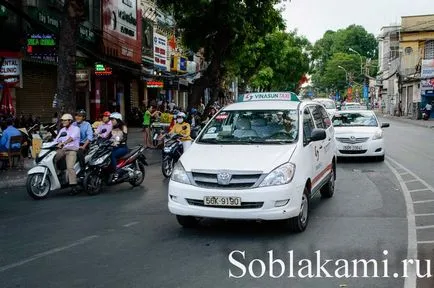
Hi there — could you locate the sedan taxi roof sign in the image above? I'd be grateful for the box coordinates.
[238,92,300,102]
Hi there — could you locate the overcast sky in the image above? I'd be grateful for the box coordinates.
[282,0,434,43]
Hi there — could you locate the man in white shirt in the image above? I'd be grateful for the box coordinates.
[425,102,432,116]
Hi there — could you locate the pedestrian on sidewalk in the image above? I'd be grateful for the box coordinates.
[143,106,160,149]
[398,101,403,117]
[425,102,432,119]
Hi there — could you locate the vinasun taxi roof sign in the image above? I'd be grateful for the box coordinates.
[239,92,300,102]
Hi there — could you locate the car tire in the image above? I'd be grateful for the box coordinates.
[320,163,335,198]
[377,155,385,162]
[287,186,309,233]
[176,215,200,228]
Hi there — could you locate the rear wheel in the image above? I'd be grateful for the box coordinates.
[176,215,200,228]
[162,157,174,178]
[287,186,309,233]
[320,163,335,198]
[129,162,146,187]
[84,170,103,196]
[26,173,51,200]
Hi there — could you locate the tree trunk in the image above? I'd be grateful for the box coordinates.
[56,0,84,114]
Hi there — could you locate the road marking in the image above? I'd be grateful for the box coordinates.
[123,221,139,227]
[409,188,432,193]
[415,213,434,217]
[0,235,99,273]
[404,179,420,184]
[416,225,434,230]
[385,159,417,288]
[400,172,410,176]
[418,240,434,244]
[413,199,434,204]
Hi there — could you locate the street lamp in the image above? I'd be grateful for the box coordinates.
[338,65,348,82]
[349,48,363,76]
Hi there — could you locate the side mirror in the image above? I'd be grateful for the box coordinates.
[381,123,390,128]
[59,132,67,137]
[310,128,327,142]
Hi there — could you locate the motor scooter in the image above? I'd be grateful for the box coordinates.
[26,132,101,200]
[421,108,431,120]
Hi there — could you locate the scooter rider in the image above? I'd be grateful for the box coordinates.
[109,112,128,180]
[54,114,80,193]
[95,111,112,138]
[169,112,192,152]
[73,109,93,169]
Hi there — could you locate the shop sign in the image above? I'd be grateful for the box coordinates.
[421,79,434,91]
[153,30,168,71]
[94,63,112,76]
[79,24,96,43]
[26,34,58,63]
[146,81,163,88]
[104,0,137,39]
[421,59,434,79]
[170,55,187,73]
[76,69,90,82]
[0,58,22,88]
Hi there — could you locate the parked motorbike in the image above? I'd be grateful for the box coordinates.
[161,126,201,178]
[83,139,148,195]
[421,108,431,120]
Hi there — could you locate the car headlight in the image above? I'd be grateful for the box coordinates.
[171,162,191,184]
[372,130,383,140]
[259,163,296,187]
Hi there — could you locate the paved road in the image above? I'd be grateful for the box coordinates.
[380,117,434,288]
[0,153,408,287]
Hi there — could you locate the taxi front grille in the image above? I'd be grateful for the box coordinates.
[186,199,264,209]
[336,137,369,144]
[191,172,261,189]
[339,150,368,154]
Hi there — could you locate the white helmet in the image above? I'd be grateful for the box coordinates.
[109,112,122,121]
[176,112,186,118]
[60,113,73,121]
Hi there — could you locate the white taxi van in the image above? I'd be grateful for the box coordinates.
[168,92,337,232]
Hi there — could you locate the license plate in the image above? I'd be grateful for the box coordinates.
[204,196,241,207]
[343,145,363,150]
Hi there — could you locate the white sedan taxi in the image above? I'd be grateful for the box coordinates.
[332,110,390,161]
[312,98,337,117]
[168,92,337,232]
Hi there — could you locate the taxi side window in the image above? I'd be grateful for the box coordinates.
[310,105,325,129]
[318,105,332,128]
[303,108,315,146]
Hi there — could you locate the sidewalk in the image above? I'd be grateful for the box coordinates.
[375,111,434,129]
[0,129,162,189]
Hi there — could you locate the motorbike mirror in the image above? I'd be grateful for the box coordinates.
[59,132,67,137]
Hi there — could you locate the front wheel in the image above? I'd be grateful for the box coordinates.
[84,169,103,195]
[129,162,146,187]
[286,186,309,233]
[162,157,174,178]
[26,173,51,200]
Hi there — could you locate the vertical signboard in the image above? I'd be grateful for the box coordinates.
[153,29,168,71]
[0,58,22,88]
[102,0,142,63]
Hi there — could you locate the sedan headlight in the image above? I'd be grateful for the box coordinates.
[372,130,383,140]
[171,162,191,184]
[259,163,296,187]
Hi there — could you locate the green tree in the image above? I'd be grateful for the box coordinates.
[158,0,284,106]
[320,53,361,93]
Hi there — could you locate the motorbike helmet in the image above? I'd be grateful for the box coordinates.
[191,108,197,114]
[60,113,73,121]
[75,109,86,117]
[109,112,123,121]
[103,111,111,117]
[176,112,186,119]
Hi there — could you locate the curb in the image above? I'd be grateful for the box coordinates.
[0,160,162,189]
[376,113,434,129]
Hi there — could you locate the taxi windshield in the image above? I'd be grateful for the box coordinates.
[318,101,336,109]
[332,112,378,127]
[197,109,299,144]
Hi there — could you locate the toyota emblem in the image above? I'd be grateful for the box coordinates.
[217,172,232,185]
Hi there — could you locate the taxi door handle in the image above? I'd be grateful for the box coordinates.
[319,145,323,149]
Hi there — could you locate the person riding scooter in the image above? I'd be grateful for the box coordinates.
[54,114,80,194]
[109,112,128,180]
[95,111,112,138]
[73,109,93,170]
[169,112,192,152]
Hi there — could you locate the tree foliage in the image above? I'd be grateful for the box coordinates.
[158,0,284,106]
[228,30,311,91]
[311,25,378,93]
